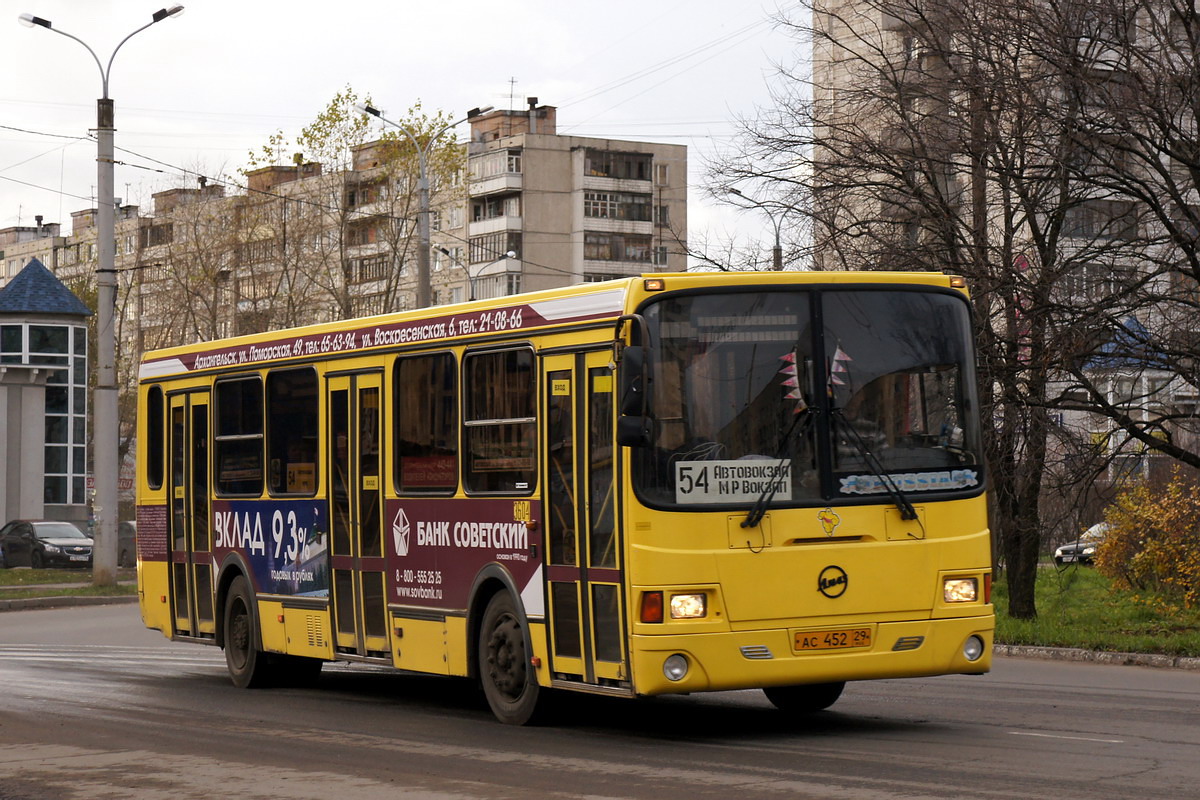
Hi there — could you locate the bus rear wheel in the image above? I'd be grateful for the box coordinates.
[478,592,545,725]
[763,681,845,713]
[223,575,275,689]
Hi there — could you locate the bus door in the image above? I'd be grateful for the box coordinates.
[167,391,215,638]
[326,372,389,658]
[542,351,627,686]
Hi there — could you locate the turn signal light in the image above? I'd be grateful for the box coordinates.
[643,278,666,292]
[640,591,664,623]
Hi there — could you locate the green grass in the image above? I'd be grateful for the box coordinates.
[0,567,137,594]
[0,583,138,599]
[994,565,1200,657]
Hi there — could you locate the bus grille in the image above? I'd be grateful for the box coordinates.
[740,645,774,660]
[306,614,327,648]
[892,636,925,652]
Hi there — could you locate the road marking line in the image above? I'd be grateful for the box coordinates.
[1009,731,1124,743]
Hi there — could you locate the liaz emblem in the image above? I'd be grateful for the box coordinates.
[818,565,848,598]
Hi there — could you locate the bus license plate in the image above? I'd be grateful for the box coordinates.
[794,627,872,652]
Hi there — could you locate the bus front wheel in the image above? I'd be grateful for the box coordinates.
[478,592,545,725]
[223,575,274,689]
[763,681,845,713]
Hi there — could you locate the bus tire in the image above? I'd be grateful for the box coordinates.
[223,575,274,689]
[763,681,845,713]
[478,592,545,725]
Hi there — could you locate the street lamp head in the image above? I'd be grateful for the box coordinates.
[152,5,185,22]
[504,250,516,259]
[725,187,745,198]
[466,105,494,119]
[355,103,382,119]
[18,12,51,28]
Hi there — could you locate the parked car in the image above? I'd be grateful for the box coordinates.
[1054,522,1109,566]
[118,521,137,568]
[0,520,94,569]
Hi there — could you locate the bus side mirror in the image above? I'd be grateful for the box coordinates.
[617,415,653,448]
[617,344,652,448]
[618,345,646,417]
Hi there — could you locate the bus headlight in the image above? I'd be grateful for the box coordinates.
[943,577,978,603]
[963,635,985,662]
[663,653,689,681]
[669,593,707,619]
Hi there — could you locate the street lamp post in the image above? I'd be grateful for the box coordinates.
[356,103,492,308]
[439,247,515,301]
[19,6,185,586]
[726,187,789,271]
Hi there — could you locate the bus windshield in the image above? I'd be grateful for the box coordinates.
[632,288,982,509]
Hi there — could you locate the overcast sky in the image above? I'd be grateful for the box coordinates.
[1,0,797,258]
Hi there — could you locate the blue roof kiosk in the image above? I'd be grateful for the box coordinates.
[0,258,92,527]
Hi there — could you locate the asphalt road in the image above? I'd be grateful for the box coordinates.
[1,604,1198,800]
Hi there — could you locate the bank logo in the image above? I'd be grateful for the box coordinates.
[818,565,848,598]
[392,507,411,557]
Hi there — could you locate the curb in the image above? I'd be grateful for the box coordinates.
[0,595,139,612]
[995,643,1200,671]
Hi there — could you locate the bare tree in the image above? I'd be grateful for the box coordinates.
[713,0,1200,618]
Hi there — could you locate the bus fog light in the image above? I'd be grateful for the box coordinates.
[663,654,689,681]
[943,577,978,603]
[670,593,707,619]
[963,635,985,662]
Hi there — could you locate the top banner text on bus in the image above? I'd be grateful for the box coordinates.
[139,289,625,379]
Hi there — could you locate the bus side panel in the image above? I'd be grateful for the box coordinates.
[257,600,287,653]
[136,503,173,637]
[283,606,334,659]
[392,615,447,674]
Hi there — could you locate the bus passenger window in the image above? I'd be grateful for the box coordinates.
[146,385,165,490]
[394,353,458,493]
[214,377,263,495]
[463,349,535,494]
[266,369,319,495]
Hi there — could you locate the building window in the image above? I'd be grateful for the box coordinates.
[584,232,652,262]
[585,149,652,181]
[140,223,173,248]
[469,149,523,180]
[583,191,652,222]
[469,231,522,264]
[351,254,389,283]
[472,195,521,222]
[655,205,670,226]
[655,163,670,186]
[1064,199,1137,240]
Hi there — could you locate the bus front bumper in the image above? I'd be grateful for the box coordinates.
[629,615,993,697]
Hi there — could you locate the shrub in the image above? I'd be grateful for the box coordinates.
[1098,469,1200,608]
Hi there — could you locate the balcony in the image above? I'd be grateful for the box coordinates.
[470,173,523,197]
[469,215,523,236]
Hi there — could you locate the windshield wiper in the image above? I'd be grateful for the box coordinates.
[741,410,813,529]
[831,408,919,521]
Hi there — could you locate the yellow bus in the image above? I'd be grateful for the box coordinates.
[135,271,993,724]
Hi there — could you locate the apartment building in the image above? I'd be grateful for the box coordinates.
[0,102,688,514]
[461,102,687,301]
